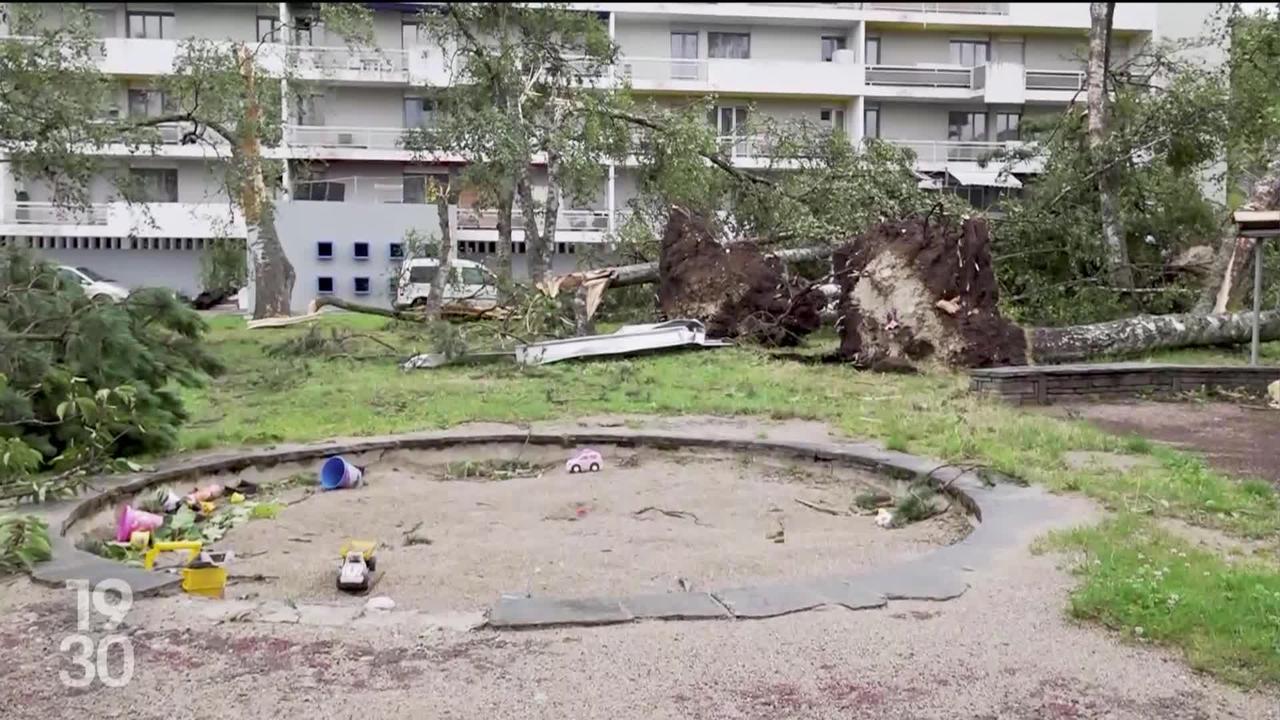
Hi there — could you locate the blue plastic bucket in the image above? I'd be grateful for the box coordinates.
[319,456,363,490]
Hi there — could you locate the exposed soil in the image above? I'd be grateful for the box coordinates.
[95,445,966,612]
[833,216,1027,369]
[658,207,823,346]
[1045,400,1280,486]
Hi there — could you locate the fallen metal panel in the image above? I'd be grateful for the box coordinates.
[516,319,731,366]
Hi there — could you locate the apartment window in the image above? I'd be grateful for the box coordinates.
[295,93,326,126]
[129,168,178,202]
[294,17,316,46]
[295,181,345,202]
[403,97,439,129]
[389,242,405,259]
[403,173,448,204]
[556,242,577,255]
[821,36,847,62]
[864,36,881,64]
[127,89,176,119]
[316,241,334,260]
[995,112,1021,142]
[949,40,989,67]
[819,108,846,133]
[353,277,371,295]
[708,32,750,59]
[948,111,988,142]
[317,276,334,294]
[353,242,370,260]
[89,9,114,38]
[127,11,173,39]
[864,105,880,139]
[670,31,699,79]
[257,16,280,42]
[402,20,426,48]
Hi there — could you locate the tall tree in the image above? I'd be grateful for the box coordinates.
[1087,1,1133,289]
[405,3,629,284]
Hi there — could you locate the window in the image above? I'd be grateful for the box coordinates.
[948,111,988,142]
[995,112,1021,142]
[402,20,426,48]
[389,243,405,259]
[949,40,989,67]
[294,17,315,46]
[127,89,175,119]
[408,265,437,284]
[295,181,345,202]
[821,35,847,62]
[864,36,881,64]
[316,241,334,259]
[353,277,371,295]
[864,105,880,139]
[819,108,846,133]
[403,97,438,128]
[708,32,750,59]
[127,11,173,39]
[295,93,325,126]
[256,15,280,42]
[670,31,699,79]
[317,276,334,294]
[711,106,749,154]
[129,168,178,202]
[402,173,448,204]
[353,242,369,260]
[556,242,577,255]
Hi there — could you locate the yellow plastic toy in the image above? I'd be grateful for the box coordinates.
[142,540,203,570]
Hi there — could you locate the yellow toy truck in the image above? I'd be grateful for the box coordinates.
[337,540,378,593]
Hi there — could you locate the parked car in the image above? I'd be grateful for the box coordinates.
[57,265,130,302]
[394,258,499,313]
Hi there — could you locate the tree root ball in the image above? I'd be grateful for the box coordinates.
[833,216,1027,369]
[657,207,823,346]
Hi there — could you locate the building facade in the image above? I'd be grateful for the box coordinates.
[0,2,1213,310]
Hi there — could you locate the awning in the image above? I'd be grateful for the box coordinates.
[946,165,1022,189]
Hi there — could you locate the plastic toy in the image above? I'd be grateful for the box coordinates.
[337,540,378,593]
[565,448,603,474]
[116,505,165,543]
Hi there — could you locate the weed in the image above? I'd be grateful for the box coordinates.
[1122,435,1154,454]
[443,459,546,481]
[892,483,944,524]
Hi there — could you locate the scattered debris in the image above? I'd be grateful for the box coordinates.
[632,506,708,526]
[794,498,847,516]
[364,595,396,612]
[543,502,592,522]
[116,505,163,542]
[875,508,895,528]
[444,458,546,481]
[516,320,733,366]
[766,518,786,543]
[566,448,603,474]
[401,521,432,547]
[853,490,894,512]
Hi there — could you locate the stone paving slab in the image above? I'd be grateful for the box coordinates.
[711,583,830,619]
[30,537,180,596]
[806,578,889,611]
[620,592,730,620]
[296,604,363,627]
[489,596,633,628]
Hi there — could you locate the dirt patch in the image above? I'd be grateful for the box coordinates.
[1046,400,1280,486]
[833,216,1027,369]
[658,207,823,346]
[111,445,965,612]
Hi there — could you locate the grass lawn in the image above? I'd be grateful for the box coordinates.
[179,312,1280,685]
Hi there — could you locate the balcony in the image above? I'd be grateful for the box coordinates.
[1025,69,1086,101]
[0,202,245,239]
[885,139,1043,174]
[862,2,1010,14]
[456,208,615,244]
[289,46,412,85]
[619,55,862,97]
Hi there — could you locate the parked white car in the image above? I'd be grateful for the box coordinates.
[394,258,499,313]
[57,265,131,302]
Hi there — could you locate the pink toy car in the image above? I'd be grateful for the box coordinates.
[566,449,602,474]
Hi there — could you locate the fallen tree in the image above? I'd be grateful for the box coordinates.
[1027,309,1280,364]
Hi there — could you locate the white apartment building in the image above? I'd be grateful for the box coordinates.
[0,2,1215,308]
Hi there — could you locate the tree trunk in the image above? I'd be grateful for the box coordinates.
[540,150,563,277]
[1027,309,1280,364]
[494,180,516,284]
[516,169,549,283]
[1198,155,1280,313]
[600,246,833,288]
[238,45,295,319]
[424,177,458,320]
[1087,2,1131,290]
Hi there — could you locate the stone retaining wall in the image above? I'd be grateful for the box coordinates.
[969,363,1280,405]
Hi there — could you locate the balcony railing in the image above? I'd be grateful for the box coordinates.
[885,139,1020,163]
[6,202,109,226]
[863,2,1009,14]
[287,125,413,150]
[1025,69,1086,92]
[865,64,974,88]
[289,46,408,81]
[619,56,708,83]
[457,208,612,231]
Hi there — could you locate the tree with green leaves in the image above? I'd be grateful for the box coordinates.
[404,2,629,284]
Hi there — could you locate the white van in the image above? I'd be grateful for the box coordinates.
[394,258,499,312]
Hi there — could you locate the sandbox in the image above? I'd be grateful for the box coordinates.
[85,443,970,613]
